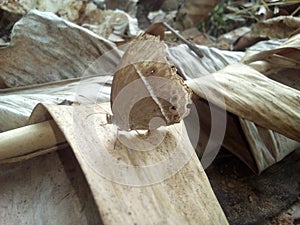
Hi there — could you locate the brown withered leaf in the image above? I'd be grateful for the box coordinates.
[251,16,300,39]
[175,0,219,30]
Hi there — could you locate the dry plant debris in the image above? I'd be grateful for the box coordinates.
[0,0,299,224]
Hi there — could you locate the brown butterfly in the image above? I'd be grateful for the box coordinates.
[110,34,192,130]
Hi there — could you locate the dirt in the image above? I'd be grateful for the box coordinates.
[206,148,300,225]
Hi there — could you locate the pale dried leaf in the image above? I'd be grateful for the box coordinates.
[81,9,140,41]
[243,33,300,75]
[0,0,87,21]
[0,10,116,88]
[217,27,251,50]
[0,152,102,224]
[27,103,229,225]
[186,63,300,142]
[240,119,300,173]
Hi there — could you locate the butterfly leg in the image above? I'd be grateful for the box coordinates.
[146,130,151,137]
[113,128,119,150]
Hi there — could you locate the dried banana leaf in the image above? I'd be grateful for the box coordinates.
[25,103,229,225]
[187,63,300,172]
[187,63,300,142]
[0,120,67,163]
[243,33,300,75]
[0,151,102,224]
[169,42,300,173]
[0,0,88,21]
[0,10,116,88]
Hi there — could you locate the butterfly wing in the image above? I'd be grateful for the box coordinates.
[111,34,192,130]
